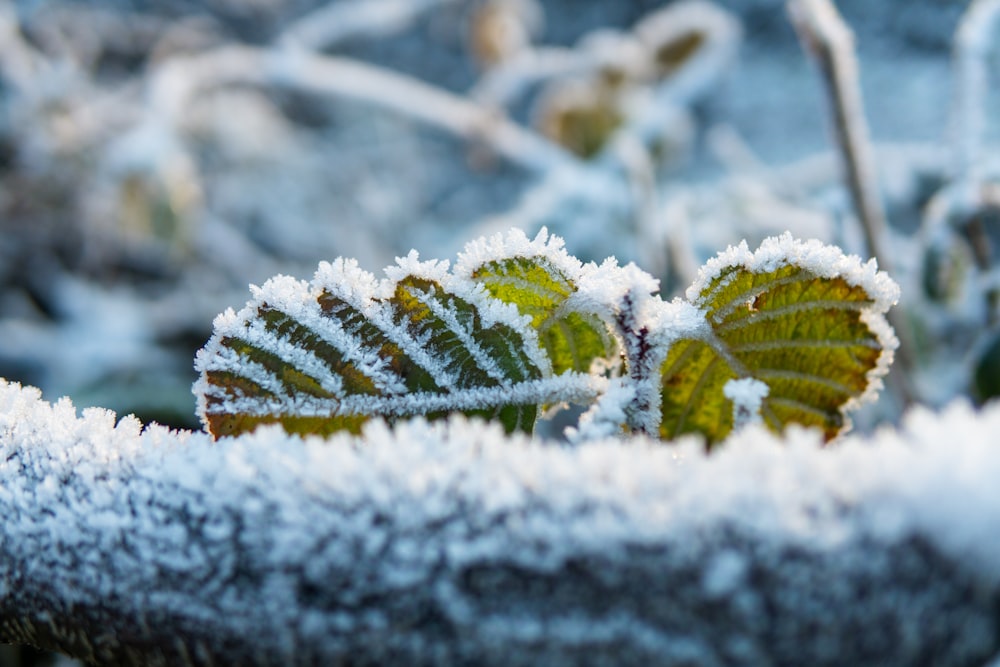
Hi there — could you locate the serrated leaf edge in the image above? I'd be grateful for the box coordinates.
[195,249,559,434]
[683,233,901,440]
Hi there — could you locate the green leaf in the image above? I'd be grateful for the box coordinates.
[194,259,550,439]
[658,235,899,447]
[463,233,617,376]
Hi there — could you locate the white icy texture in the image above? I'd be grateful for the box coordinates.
[455,226,663,327]
[567,378,637,443]
[393,249,554,379]
[688,231,901,312]
[723,377,769,428]
[576,260,662,325]
[192,262,413,427]
[215,374,607,421]
[454,226,585,283]
[3,378,1000,661]
[7,378,1000,581]
[196,239,617,427]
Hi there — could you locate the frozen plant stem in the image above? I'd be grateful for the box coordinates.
[614,290,656,435]
[947,0,1000,283]
[787,0,888,271]
[788,0,917,404]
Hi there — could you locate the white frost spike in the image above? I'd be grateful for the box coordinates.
[575,259,662,324]
[454,226,584,282]
[723,377,769,430]
[313,257,386,304]
[384,249,451,284]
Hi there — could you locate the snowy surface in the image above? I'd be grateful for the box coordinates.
[2,378,1000,664]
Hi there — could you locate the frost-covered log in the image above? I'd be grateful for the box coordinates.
[1,379,1000,666]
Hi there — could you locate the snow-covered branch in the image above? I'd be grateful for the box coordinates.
[144,45,578,175]
[2,379,999,665]
[788,0,889,272]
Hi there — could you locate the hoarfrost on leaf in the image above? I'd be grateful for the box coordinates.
[194,228,899,445]
[723,377,769,429]
[655,233,900,446]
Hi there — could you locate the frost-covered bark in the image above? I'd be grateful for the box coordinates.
[1,379,1000,666]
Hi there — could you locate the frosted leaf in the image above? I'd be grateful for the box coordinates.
[194,229,899,445]
[688,232,901,311]
[657,233,900,446]
[458,227,619,376]
[193,232,616,439]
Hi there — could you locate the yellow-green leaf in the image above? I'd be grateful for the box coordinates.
[659,235,899,447]
[462,231,617,376]
[194,258,549,439]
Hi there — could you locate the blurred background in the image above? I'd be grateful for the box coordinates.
[1,0,999,664]
[0,0,997,432]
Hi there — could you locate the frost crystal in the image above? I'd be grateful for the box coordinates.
[689,232,901,311]
[723,377,769,429]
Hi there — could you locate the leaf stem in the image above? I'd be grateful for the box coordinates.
[614,290,659,435]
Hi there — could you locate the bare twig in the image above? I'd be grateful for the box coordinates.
[0,2,48,92]
[470,45,594,108]
[787,0,890,271]
[788,0,917,406]
[941,0,1000,278]
[914,0,1000,355]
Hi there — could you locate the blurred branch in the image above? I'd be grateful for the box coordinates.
[788,0,917,405]
[951,0,1000,184]
[470,45,590,108]
[278,0,462,51]
[787,0,889,271]
[145,45,581,175]
[0,2,46,92]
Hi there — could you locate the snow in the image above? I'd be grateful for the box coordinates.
[3,377,1000,661]
[6,378,1000,579]
[454,227,664,329]
[567,378,636,443]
